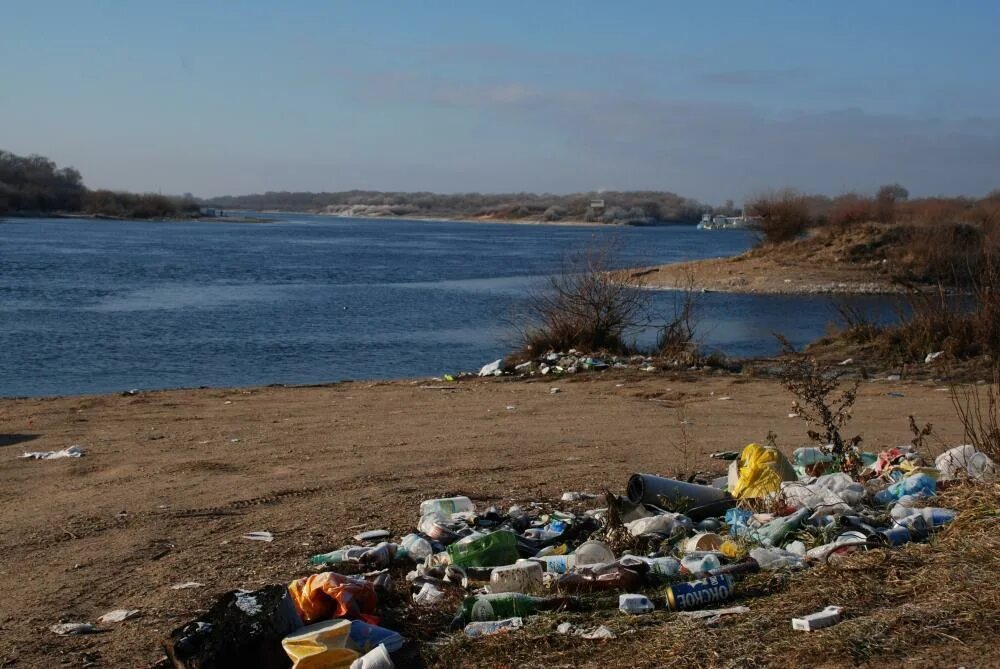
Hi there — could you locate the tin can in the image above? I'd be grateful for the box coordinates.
[665,575,734,611]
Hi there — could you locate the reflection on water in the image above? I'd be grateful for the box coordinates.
[0,215,894,397]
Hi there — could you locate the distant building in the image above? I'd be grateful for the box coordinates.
[589,198,605,213]
[200,207,219,217]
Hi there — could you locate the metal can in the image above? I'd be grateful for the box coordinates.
[665,574,734,611]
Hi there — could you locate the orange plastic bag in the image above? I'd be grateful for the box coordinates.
[288,572,379,625]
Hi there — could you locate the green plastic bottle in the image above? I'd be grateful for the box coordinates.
[456,593,574,623]
[447,530,519,568]
[756,507,810,546]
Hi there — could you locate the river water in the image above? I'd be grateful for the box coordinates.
[0,214,891,397]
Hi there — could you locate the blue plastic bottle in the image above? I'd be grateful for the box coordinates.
[873,473,936,505]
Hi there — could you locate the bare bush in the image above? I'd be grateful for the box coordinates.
[951,371,1000,464]
[778,337,863,470]
[746,190,812,245]
[517,245,648,356]
[655,277,699,358]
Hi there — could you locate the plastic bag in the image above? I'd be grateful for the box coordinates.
[781,473,865,518]
[625,513,686,537]
[282,620,358,669]
[728,443,797,499]
[288,572,379,625]
[935,444,997,482]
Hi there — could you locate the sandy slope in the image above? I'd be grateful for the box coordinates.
[0,371,965,667]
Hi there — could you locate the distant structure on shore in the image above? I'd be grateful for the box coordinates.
[697,213,758,230]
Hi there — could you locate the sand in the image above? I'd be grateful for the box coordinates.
[0,370,965,667]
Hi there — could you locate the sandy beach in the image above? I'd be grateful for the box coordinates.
[0,371,970,667]
[636,252,898,295]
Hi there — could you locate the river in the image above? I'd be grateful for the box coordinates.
[0,214,892,397]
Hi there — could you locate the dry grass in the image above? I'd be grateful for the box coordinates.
[426,483,1000,668]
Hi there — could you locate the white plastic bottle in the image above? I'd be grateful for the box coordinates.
[420,496,475,516]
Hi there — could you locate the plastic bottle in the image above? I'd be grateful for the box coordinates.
[420,496,475,516]
[455,593,575,624]
[359,542,397,568]
[756,507,810,546]
[749,547,805,570]
[895,507,955,530]
[447,530,520,568]
[400,534,432,562]
[708,558,761,576]
[647,556,682,576]
[680,552,721,576]
[523,528,561,542]
[555,563,643,593]
[417,512,458,543]
[309,546,368,566]
[463,617,524,638]
[792,447,835,466]
[873,473,936,505]
[531,554,577,574]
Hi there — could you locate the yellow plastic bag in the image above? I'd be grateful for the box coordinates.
[281,619,359,669]
[728,442,797,499]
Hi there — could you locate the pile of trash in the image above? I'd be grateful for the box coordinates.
[163,443,996,668]
[477,350,658,378]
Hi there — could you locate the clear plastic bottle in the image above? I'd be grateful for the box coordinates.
[680,552,721,576]
[400,534,433,561]
[420,496,475,516]
[463,617,524,637]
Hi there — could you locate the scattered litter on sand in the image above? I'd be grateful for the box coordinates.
[21,445,85,460]
[51,622,100,635]
[242,531,274,542]
[98,609,140,624]
[158,413,998,668]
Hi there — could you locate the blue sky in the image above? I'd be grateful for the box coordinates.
[3,1,999,203]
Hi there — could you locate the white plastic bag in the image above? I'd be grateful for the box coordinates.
[780,473,864,518]
[935,445,997,482]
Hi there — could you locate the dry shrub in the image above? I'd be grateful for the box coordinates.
[746,189,812,245]
[898,196,972,225]
[832,300,883,345]
[828,195,876,229]
[778,338,862,465]
[517,245,648,357]
[655,279,698,359]
[951,370,1000,464]
[892,222,985,285]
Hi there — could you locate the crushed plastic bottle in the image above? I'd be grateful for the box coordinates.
[463,617,524,638]
[749,547,806,570]
[680,552,722,576]
[399,534,432,562]
[873,473,936,505]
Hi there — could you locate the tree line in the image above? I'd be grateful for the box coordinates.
[204,189,707,224]
[0,150,198,219]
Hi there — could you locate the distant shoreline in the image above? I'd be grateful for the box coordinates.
[3,210,695,228]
